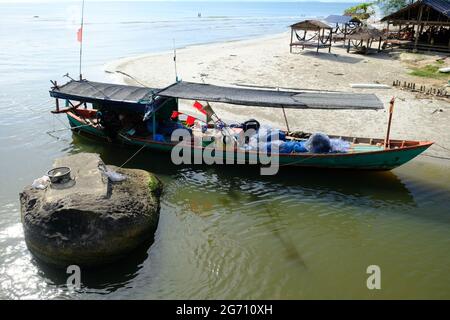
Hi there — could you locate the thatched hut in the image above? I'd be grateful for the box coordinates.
[289,20,333,53]
[381,0,450,52]
[346,27,385,53]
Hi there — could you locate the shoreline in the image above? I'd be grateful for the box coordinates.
[104,32,450,160]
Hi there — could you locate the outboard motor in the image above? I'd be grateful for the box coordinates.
[243,119,260,132]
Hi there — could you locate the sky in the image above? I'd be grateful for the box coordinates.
[0,0,364,3]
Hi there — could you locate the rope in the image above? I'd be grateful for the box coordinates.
[119,144,147,168]
[435,143,450,153]
[319,32,332,45]
[47,124,91,134]
[420,154,450,161]
[115,70,149,88]
[296,30,317,42]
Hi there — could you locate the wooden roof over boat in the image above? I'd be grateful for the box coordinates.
[290,20,333,31]
[50,80,384,110]
[50,80,158,106]
[156,81,384,110]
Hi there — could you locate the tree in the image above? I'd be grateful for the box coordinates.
[344,3,376,21]
[377,0,414,15]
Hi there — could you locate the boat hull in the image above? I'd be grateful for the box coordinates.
[67,113,432,171]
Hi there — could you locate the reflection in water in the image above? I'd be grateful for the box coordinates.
[33,239,152,295]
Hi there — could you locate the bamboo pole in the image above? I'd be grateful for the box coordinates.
[79,0,85,80]
[281,106,290,132]
[384,97,395,149]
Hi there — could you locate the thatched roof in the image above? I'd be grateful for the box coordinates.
[346,27,385,41]
[290,20,332,31]
[381,0,450,25]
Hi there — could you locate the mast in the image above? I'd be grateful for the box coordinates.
[78,0,85,80]
[173,39,178,82]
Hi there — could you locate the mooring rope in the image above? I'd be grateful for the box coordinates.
[435,143,450,154]
[119,144,147,168]
[115,71,149,88]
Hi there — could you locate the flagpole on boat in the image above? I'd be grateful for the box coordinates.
[173,39,178,82]
[78,0,85,80]
[384,97,395,149]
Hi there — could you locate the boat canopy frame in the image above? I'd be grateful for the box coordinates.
[50,80,384,111]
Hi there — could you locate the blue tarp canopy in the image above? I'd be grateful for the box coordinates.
[325,15,353,25]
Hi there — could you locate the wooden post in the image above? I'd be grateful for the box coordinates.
[414,4,424,50]
[343,24,347,42]
[317,28,320,53]
[329,30,332,53]
[54,81,60,112]
[290,28,294,53]
[281,106,290,132]
[384,97,395,149]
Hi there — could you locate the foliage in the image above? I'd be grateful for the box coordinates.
[377,0,411,16]
[344,2,376,21]
[409,63,450,79]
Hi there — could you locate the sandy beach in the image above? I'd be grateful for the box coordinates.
[105,32,450,159]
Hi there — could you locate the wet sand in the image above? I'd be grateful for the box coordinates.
[105,32,450,159]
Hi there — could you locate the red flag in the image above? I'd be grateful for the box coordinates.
[171,111,180,119]
[193,101,206,115]
[186,116,195,126]
[77,27,83,43]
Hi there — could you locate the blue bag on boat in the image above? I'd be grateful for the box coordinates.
[280,141,308,153]
[153,134,165,142]
[279,141,293,153]
[257,128,286,143]
[293,141,308,153]
[260,140,284,153]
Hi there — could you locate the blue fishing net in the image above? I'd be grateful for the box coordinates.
[304,133,331,153]
[330,138,350,153]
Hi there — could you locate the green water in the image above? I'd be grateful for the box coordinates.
[12,134,447,299]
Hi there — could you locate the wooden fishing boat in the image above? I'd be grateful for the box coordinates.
[49,80,433,171]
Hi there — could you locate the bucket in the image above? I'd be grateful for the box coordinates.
[47,167,72,184]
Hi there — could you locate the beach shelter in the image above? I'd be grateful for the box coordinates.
[381,0,450,52]
[325,15,362,42]
[289,20,333,53]
[346,26,385,54]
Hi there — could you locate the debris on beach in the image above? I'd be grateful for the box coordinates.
[393,79,449,98]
